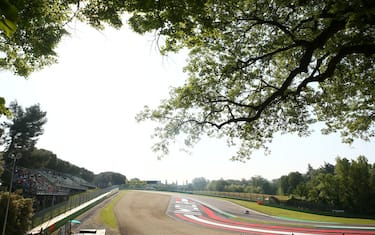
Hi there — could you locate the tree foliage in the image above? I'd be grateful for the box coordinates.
[191,177,209,191]
[0,0,126,77]
[93,171,127,188]
[190,156,375,214]
[0,152,3,177]
[1,101,47,156]
[284,156,375,214]
[206,176,277,195]
[0,0,18,37]
[0,191,33,235]
[133,0,375,160]
[1,1,374,161]
[0,97,11,118]
[0,102,47,191]
[11,148,95,182]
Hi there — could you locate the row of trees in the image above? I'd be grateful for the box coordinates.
[190,176,277,195]
[188,156,375,214]
[286,156,375,214]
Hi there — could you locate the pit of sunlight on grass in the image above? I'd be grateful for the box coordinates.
[227,199,375,225]
[99,191,125,229]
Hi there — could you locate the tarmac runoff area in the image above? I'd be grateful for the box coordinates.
[165,193,375,235]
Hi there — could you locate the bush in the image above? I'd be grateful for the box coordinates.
[0,191,33,235]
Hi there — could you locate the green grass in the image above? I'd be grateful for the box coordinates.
[227,199,375,225]
[99,191,125,229]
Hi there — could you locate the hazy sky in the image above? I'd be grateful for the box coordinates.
[1,20,374,183]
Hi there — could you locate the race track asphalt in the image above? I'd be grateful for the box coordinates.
[114,191,375,235]
[114,190,240,235]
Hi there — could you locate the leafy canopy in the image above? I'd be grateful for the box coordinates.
[0,0,374,161]
[134,0,375,160]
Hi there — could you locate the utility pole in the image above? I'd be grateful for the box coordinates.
[2,152,22,235]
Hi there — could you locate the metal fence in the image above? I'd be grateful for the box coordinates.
[31,186,118,228]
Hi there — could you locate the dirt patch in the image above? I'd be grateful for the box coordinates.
[113,191,239,235]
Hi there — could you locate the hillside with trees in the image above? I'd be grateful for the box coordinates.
[16,148,95,182]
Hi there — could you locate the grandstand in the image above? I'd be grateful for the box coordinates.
[39,170,88,191]
[70,175,96,189]
[13,167,97,212]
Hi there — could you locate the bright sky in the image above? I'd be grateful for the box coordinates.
[1,20,374,183]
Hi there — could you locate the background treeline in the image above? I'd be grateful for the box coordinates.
[187,156,375,215]
[17,148,95,182]
[1,145,127,191]
[2,147,127,188]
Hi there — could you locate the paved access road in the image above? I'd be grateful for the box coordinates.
[114,191,375,235]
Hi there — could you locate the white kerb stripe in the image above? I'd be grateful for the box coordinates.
[185,214,314,235]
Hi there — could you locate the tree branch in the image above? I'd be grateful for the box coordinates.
[238,43,300,69]
[295,44,375,94]
[236,16,296,41]
[207,97,258,109]
[204,19,347,129]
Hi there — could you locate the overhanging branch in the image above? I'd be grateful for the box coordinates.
[190,19,348,129]
[295,44,375,94]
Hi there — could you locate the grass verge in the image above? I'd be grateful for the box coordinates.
[99,191,125,229]
[227,199,375,225]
